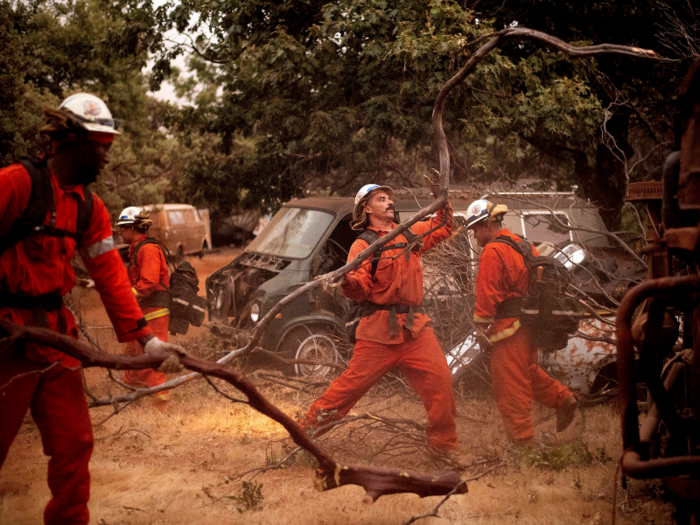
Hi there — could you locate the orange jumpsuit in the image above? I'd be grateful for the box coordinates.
[474,228,573,441]
[0,162,151,525]
[123,233,170,398]
[304,204,457,450]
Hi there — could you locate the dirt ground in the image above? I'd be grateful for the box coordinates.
[0,248,674,524]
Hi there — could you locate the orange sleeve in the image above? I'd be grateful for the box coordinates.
[340,238,374,302]
[0,164,31,238]
[473,244,505,324]
[410,201,453,253]
[133,243,165,298]
[81,195,152,342]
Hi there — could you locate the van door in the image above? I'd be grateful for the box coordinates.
[192,208,207,253]
[167,208,186,257]
[181,207,195,254]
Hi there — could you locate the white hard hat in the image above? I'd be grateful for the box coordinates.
[59,93,121,135]
[116,206,142,226]
[354,184,394,206]
[465,199,508,229]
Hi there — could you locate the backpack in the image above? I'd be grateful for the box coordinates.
[487,235,581,351]
[131,238,207,336]
[344,227,419,344]
[0,158,93,257]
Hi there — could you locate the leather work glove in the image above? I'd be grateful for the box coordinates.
[424,170,441,198]
[474,328,493,355]
[142,337,186,373]
[316,274,345,295]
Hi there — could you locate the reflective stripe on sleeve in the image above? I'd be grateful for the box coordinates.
[473,314,494,324]
[144,308,170,321]
[488,320,521,342]
[80,236,115,260]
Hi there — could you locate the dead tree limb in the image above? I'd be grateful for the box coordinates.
[0,318,466,502]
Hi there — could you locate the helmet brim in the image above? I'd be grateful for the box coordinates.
[466,214,488,230]
[82,122,121,135]
[352,186,394,221]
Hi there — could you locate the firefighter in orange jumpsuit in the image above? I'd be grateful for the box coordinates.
[0,94,185,525]
[303,181,457,451]
[117,208,171,401]
[466,199,577,444]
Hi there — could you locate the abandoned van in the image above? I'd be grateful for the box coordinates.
[118,204,212,259]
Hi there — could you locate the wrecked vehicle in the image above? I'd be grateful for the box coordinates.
[439,192,645,395]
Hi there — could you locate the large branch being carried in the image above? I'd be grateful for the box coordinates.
[0,318,465,502]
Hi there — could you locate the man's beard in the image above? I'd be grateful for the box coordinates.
[76,167,99,185]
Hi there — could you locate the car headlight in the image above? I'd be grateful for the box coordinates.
[250,302,260,323]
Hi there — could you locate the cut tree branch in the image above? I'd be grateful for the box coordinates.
[0,318,466,502]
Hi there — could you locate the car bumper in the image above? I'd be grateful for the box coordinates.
[209,322,252,347]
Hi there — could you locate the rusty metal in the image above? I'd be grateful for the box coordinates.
[617,275,700,488]
[625,181,664,201]
[621,450,700,479]
[665,225,700,252]
[616,274,700,450]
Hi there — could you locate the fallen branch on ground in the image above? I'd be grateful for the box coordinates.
[0,318,467,502]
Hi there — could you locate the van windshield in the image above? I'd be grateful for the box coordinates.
[246,207,334,259]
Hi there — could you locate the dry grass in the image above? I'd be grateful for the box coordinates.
[0,249,674,524]
[0,379,674,525]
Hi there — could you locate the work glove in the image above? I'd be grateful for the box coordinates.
[474,328,493,355]
[424,170,441,198]
[315,274,345,295]
[142,337,186,373]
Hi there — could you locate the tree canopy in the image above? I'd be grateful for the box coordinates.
[1,0,698,225]
[141,0,696,226]
[0,0,200,216]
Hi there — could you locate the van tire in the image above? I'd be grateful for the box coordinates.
[174,245,184,264]
[280,325,342,377]
[198,240,208,259]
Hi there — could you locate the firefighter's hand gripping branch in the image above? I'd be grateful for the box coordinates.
[474,327,493,355]
[141,335,187,373]
[425,171,441,198]
[316,273,345,295]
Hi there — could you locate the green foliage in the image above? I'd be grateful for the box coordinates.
[516,435,599,471]
[4,0,692,225]
[0,0,215,217]
[146,0,611,215]
[227,480,264,513]
[468,0,695,227]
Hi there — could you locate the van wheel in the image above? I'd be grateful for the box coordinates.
[281,326,342,377]
[198,241,208,259]
[174,245,185,264]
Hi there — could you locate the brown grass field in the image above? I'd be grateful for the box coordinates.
[0,248,674,524]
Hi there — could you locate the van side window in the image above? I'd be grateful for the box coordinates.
[169,210,185,225]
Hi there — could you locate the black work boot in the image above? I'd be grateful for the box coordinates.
[556,396,578,432]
